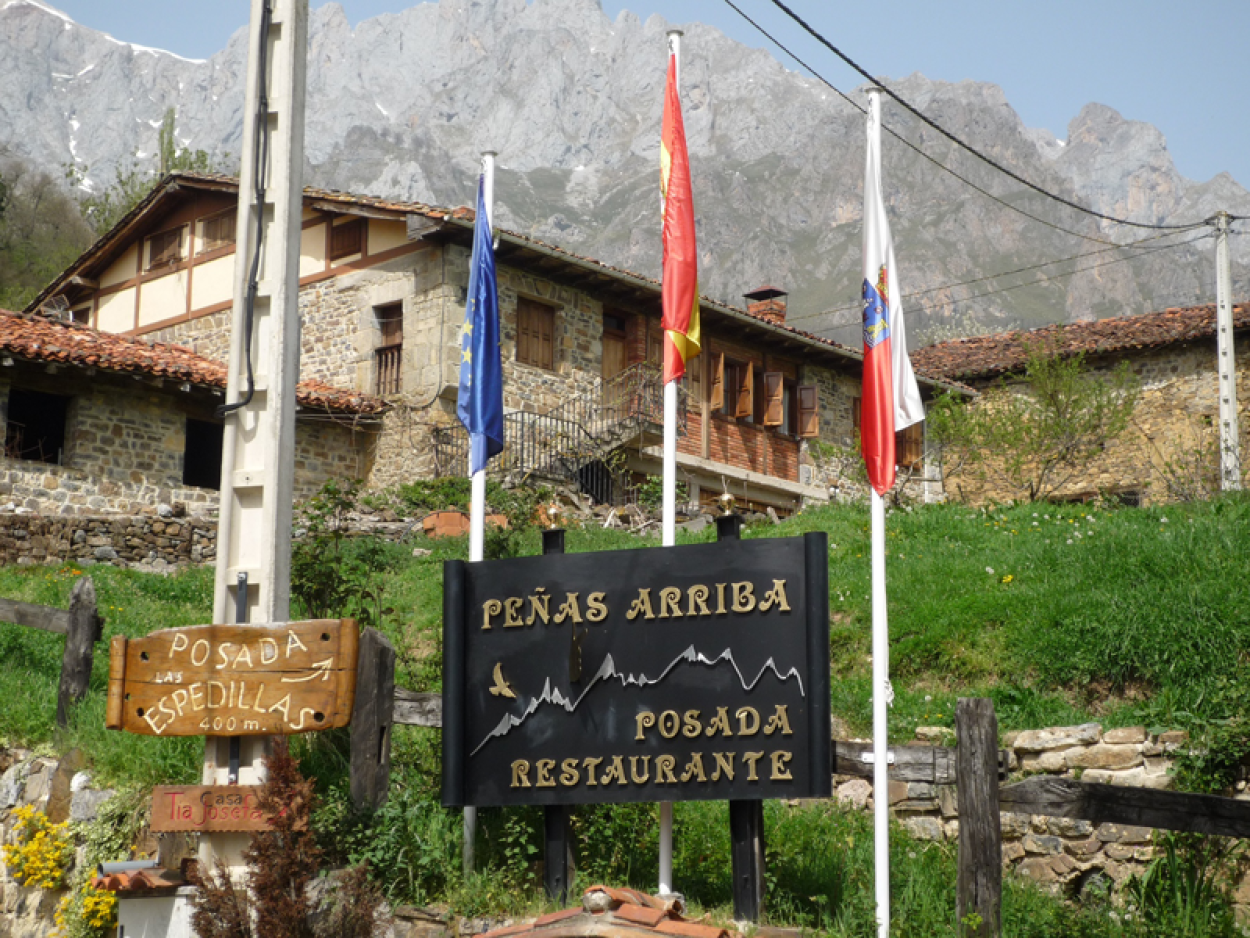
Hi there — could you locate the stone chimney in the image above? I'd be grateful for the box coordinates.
[743,285,787,324]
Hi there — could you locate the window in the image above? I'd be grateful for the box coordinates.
[4,388,69,464]
[330,219,364,261]
[375,303,403,395]
[516,297,555,370]
[198,208,236,253]
[183,418,223,489]
[146,226,184,270]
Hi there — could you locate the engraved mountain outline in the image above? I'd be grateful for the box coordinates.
[470,644,804,756]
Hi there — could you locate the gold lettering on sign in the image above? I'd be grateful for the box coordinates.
[535,759,556,788]
[658,711,680,739]
[635,712,656,741]
[503,597,524,627]
[712,752,735,781]
[554,593,583,624]
[770,751,794,780]
[705,707,732,737]
[764,705,793,736]
[732,582,756,613]
[626,589,656,621]
[511,760,531,788]
[482,599,502,630]
[560,758,581,786]
[742,751,765,781]
[600,756,628,786]
[655,755,678,784]
[658,587,683,618]
[682,710,702,738]
[686,585,711,616]
[586,592,608,622]
[759,579,792,612]
[583,756,604,786]
[679,753,707,783]
[526,589,550,626]
[736,707,760,736]
[630,756,651,784]
[715,583,727,615]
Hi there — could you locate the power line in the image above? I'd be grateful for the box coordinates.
[760,0,1209,232]
[800,230,1212,333]
[719,0,1121,245]
[785,226,1207,326]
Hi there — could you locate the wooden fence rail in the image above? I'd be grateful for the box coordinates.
[0,577,103,727]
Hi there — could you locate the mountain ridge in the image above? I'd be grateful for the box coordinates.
[2,0,1246,344]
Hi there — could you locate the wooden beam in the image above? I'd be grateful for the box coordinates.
[1000,776,1250,839]
[956,698,1002,938]
[393,688,442,727]
[0,597,70,634]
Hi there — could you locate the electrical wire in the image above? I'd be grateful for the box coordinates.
[755,0,1211,232]
[719,0,1122,245]
[217,0,273,419]
[785,225,1207,325]
[805,230,1212,333]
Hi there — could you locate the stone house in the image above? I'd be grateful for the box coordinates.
[27,172,960,516]
[911,304,1250,504]
[0,307,384,518]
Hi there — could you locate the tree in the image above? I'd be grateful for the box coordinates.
[77,108,224,236]
[0,155,95,309]
[928,342,1140,502]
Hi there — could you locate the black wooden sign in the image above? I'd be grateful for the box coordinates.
[442,533,830,807]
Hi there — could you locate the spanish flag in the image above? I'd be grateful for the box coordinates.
[660,51,700,385]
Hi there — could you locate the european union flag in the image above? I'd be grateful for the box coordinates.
[456,176,504,475]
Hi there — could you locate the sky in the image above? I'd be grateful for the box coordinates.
[44,0,1250,191]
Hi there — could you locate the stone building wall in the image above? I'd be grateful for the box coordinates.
[940,344,1250,505]
[0,375,374,518]
[0,512,216,569]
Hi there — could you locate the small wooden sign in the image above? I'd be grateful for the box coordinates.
[106,619,358,737]
[150,785,274,833]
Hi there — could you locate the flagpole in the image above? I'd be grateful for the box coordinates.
[871,489,890,937]
[656,27,685,898]
[464,148,496,875]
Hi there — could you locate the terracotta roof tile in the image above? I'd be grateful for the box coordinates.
[534,909,584,927]
[479,924,534,938]
[0,309,387,415]
[611,905,669,928]
[911,303,1250,382]
[653,920,728,938]
[91,868,184,893]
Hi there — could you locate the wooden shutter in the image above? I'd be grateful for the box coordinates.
[517,298,555,370]
[148,227,182,269]
[734,362,753,418]
[330,219,364,260]
[896,422,924,469]
[798,385,820,438]
[763,372,784,426]
[710,352,724,410]
[200,209,236,252]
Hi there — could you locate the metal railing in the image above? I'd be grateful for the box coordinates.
[433,362,685,503]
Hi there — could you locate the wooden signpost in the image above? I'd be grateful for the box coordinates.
[106,619,359,737]
[150,785,272,833]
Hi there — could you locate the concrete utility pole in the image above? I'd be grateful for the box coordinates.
[205,0,308,870]
[1214,212,1241,490]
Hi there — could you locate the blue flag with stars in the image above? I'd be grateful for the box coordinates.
[457,175,504,475]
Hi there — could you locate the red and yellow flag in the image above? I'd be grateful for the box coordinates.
[660,52,700,384]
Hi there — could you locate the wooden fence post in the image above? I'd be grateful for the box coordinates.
[350,627,396,812]
[56,577,101,729]
[956,698,1002,938]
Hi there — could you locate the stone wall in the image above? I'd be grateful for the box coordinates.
[0,512,216,569]
[834,722,1205,898]
[940,344,1250,505]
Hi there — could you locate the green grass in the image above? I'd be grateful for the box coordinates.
[4,493,1250,933]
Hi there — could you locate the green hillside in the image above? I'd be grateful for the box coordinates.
[3,493,1248,935]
